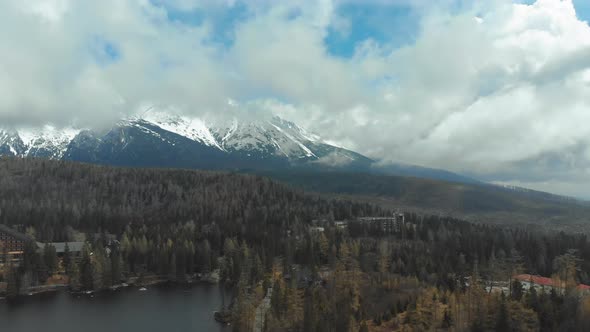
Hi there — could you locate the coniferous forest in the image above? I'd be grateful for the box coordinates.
[1,157,590,331]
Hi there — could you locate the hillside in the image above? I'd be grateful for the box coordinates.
[2,155,587,234]
[3,156,587,235]
[0,157,381,242]
[257,170,590,232]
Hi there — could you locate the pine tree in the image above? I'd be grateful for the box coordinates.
[43,243,58,275]
[111,249,122,285]
[441,308,453,329]
[495,293,510,332]
[511,280,524,301]
[68,259,81,291]
[359,320,369,332]
[553,249,581,294]
[80,243,94,290]
[5,261,20,298]
[63,243,72,274]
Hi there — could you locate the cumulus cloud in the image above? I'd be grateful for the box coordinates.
[2,0,590,196]
[0,0,237,127]
[369,0,590,192]
[296,0,590,197]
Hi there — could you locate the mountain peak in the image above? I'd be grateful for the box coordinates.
[139,111,223,151]
[0,112,480,184]
[0,111,368,169]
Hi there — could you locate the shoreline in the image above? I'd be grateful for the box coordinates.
[0,280,231,332]
[1,271,222,300]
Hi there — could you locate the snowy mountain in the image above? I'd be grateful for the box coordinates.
[20,125,80,158]
[0,113,371,171]
[0,129,25,156]
[142,112,223,150]
[210,116,366,165]
[0,112,477,183]
[0,125,79,159]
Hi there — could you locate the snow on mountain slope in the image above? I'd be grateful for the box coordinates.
[142,112,223,150]
[0,113,480,184]
[0,129,25,156]
[18,125,80,158]
[0,125,80,158]
[210,115,363,164]
[137,111,352,162]
[212,118,320,159]
[0,113,368,168]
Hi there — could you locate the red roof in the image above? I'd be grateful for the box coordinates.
[514,274,554,287]
[514,274,590,291]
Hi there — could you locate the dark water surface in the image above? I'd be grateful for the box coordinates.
[0,284,230,332]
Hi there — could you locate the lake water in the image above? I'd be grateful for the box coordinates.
[0,284,231,332]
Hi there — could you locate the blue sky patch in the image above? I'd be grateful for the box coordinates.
[90,37,121,65]
[152,1,250,48]
[147,0,590,59]
[574,0,590,22]
[324,3,419,58]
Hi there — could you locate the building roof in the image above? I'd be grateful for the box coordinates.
[0,224,33,242]
[515,274,590,290]
[37,242,85,253]
[358,217,397,221]
[514,274,554,287]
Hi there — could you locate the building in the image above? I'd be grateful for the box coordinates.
[309,226,325,233]
[334,221,348,230]
[0,224,33,267]
[357,214,405,234]
[37,242,85,256]
[514,274,555,292]
[514,274,590,295]
[332,213,407,234]
[0,224,30,252]
[577,284,590,295]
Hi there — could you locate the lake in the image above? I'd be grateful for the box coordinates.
[0,284,231,332]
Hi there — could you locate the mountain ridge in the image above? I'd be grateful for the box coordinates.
[0,112,478,184]
[2,112,587,230]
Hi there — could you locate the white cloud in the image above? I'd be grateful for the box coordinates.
[295,0,590,194]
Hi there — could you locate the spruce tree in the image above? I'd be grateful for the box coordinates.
[495,293,510,332]
[441,309,453,329]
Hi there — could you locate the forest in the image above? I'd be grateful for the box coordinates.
[1,157,590,331]
[256,170,590,233]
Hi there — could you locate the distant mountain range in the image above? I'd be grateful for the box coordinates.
[0,112,478,184]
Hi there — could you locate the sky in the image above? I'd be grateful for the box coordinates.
[3,0,590,197]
